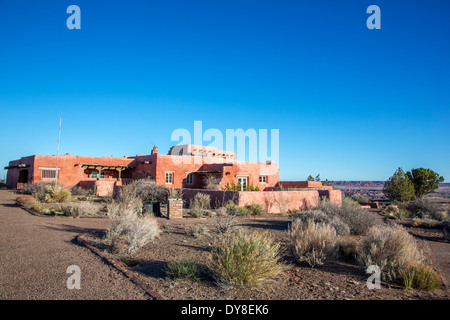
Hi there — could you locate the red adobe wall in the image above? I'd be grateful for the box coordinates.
[5,156,36,188]
[152,154,280,190]
[182,189,342,214]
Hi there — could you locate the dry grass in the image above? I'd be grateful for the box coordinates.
[401,263,441,291]
[288,219,337,267]
[189,193,211,218]
[209,230,282,288]
[64,201,101,217]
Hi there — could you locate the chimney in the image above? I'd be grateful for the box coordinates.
[151,145,158,155]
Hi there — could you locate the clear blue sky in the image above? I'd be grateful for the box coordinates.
[0,0,449,181]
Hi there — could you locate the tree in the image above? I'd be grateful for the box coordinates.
[383,167,416,203]
[306,175,315,181]
[406,168,444,198]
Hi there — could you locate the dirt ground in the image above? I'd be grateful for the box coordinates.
[87,212,449,300]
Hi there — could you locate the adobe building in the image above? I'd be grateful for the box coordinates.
[5,144,341,213]
[5,144,279,192]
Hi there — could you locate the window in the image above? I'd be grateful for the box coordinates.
[165,172,174,184]
[42,169,57,179]
[237,176,248,189]
[91,171,98,178]
[259,175,267,183]
[186,173,193,184]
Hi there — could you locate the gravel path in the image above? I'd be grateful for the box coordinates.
[0,190,149,300]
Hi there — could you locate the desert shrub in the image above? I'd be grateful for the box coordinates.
[16,195,37,208]
[212,206,238,235]
[221,200,248,216]
[401,263,441,291]
[357,224,423,282]
[168,188,183,199]
[166,258,201,281]
[247,203,264,216]
[318,197,378,235]
[34,185,71,203]
[209,231,282,288]
[119,179,168,204]
[292,209,350,236]
[70,186,91,196]
[186,224,208,238]
[108,199,160,253]
[440,221,450,241]
[406,197,446,221]
[31,203,51,214]
[20,183,53,196]
[338,240,358,261]
[411,217,439,229]
[64,201,101,217]
[289,219,337,268]
[203,175,221,190]
[189,193,211,218]
[352,195,370,203]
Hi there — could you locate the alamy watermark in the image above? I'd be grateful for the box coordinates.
[170,121,279,169]
[66,265,81,290]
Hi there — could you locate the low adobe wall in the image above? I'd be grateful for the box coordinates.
[182,189,342,214]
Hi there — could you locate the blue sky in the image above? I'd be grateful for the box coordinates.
[0,0,449,181]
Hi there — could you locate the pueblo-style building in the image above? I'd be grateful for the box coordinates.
[5,144,279,192]
[5,144,342,213]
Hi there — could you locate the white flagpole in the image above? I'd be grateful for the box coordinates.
[55,113,62,186]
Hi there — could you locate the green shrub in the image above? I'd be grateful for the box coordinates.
[31,203,51,214]
[383,167,416,203]
[338,240,358,261]
[357,224,423,282]
[289,219,337,268]
[401,263,441,291]
[209,231,282,288]
[35,185,71,203]
[166,258,201,281]
[352,195,370,203]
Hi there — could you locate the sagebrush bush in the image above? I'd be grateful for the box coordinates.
[292,209,350,236]
[411,218,439,229]
[406,197,446,221]
[64,201,101,217]
[318,197,379,235]
[401,263,441,291]
[441,221,450,241]
[20,183,53,196]
[166,258,201,281]
[357,224,423,282]
[209,231,282,288]
[289,219,337,268]
[189,193,211,218]
[108,199,160,253]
